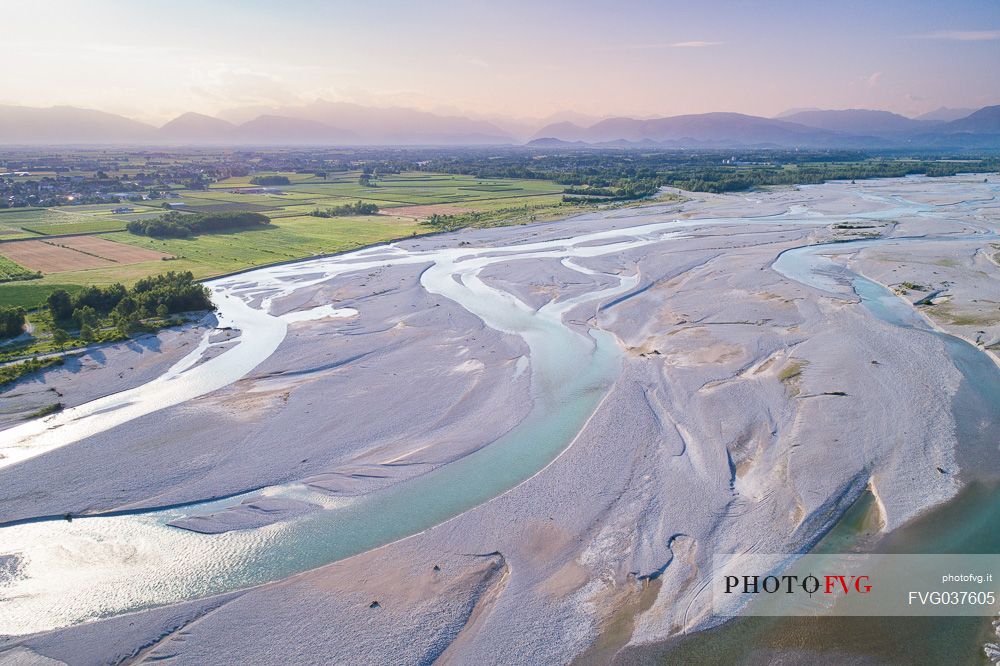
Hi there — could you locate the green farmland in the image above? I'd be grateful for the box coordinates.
[0,206,133,236]
[0,255,40,282]
[0,172,578,309]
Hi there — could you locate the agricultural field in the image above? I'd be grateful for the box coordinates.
[0,172,575,309]
[0,255,39,282]
[0,282,84,309]
[0,206,131,236]
[208,172,565,207]
[0,236,170,273]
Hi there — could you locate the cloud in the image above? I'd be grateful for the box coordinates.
[599,40,723,52]
[670,41,724,48]
[866,72,882,88]
[191,69,299,107]
[914,30,1000,41]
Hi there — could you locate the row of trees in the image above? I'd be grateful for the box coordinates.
[415,150,1000,195]
[126,211,271,238]
[308,201,379,217]
[249,175,291,186]
[562,180,660,203]
[46,271,214,340]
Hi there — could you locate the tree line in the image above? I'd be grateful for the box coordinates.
[126,211,271,238]
[46,271,214,340]
[250,175,291,186]
[308,201,380,217]
[413,149,1000,195]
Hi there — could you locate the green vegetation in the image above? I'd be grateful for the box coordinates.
[3,151,993,345]
[109,214,423,278]
[0,170,563,289]
[779,360,807,397]
[0,272,214,387]
[425,200,598,231]
[250,175,291,186]
[26,219,128,235]
[0,356,64,388]
[25,402,63,419]
[0,207,129,236]
[778,360,806,382]
[896,281,928,294]
[0,283,85,310]
[562,183,659,202]
[126,210,271,238]
[0,307,26,339]
[419,150,1000,195]
[0,255,41,282]
[926,304,1000,327]
[653,161,979,194]
[308,201,380,217]
[46,271,213,338]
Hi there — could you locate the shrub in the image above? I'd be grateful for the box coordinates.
[0,306,26,339]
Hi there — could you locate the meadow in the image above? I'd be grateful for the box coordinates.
[0,206,136,236]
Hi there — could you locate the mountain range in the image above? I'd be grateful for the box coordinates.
[0,102,512,146]
[530,106,1000,149]
[0,102,998,148]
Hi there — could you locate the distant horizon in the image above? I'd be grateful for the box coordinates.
[3,0,999,125]
[0,99,992,130]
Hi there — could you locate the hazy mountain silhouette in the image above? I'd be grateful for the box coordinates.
[158,112,236,143]
[941,105,1000,133]
[916,107,976,122]
[774,107,823,118]
[0,105,156,144]
[219,100,513,144]
[233,115,357,144]
[532,107,1000,148]
[534,112,851,147]
[0,103,997,147]
[779,109,935,134]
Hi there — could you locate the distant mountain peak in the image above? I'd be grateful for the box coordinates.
[915,107,976,122]
[532,111,843,147]
[525,137,587,147]
[218,99,514,145]
[162,111,230,125]
[159,112,235,140]
[774,107,823,118]
[779,109,927,134]
[943,105,1000,133]
[0,104,155,144]
[234,115,357,144]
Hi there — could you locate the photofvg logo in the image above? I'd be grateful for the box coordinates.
[712,554,1000,617]
[724,572,872,596]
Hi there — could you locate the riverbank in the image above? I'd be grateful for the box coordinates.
[0,318,215,430]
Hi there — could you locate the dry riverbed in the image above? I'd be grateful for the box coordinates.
[1,175,999,664]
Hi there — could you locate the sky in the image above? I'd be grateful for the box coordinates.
[3,0,1000,125]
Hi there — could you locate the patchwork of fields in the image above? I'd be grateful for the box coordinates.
[0,172,572,308]
[0,237,171,273]
[0,207,137,237]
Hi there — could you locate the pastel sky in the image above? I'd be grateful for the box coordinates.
[4,0,999,123]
